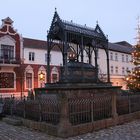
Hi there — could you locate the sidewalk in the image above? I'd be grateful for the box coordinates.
[0,120,140,140]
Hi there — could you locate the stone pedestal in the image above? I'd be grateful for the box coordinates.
[57,93,73,137]
[35,83,121,138]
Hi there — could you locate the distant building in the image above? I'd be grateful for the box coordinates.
[0,17,134,97]
[99,42,133,89]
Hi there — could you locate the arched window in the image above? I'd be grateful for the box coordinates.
[38,66,46,87]
[51,67,59,83]
[25,65,34,90]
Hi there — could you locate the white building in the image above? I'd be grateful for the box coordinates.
[23,38,133,90]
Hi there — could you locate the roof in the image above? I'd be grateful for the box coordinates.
[2,17,13,25]
[23,37,133,54]
[23,38,47,49]
[23,37,61,51]
[62,20,104,39]
[114,41,132,47]
[108,42,133,54]
[49,11,107,40]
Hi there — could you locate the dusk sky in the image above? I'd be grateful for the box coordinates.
[0,0,140,44]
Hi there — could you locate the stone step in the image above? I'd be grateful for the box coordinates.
[2,116,22,126]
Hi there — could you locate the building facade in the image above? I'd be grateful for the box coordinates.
[0,17,134,97]
[0,17,23,97]
[99,42,133,89]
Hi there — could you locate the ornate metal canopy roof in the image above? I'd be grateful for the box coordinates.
[48,10,107,41]
[63,20,106,39]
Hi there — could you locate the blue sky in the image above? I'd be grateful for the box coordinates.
[0,0,140,44]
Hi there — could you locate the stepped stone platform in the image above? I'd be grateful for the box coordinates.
[3,116,22,126]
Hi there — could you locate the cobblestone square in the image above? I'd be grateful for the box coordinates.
[0,120,140,140]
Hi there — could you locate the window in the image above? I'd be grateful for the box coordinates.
[50,54,51,63]
[115,66,118,74]
[26,73,32,89]
[122,67,125,75]
[29,52,35,61]
[110,66,114,74]
[122,54,124,62]
[126,55,128,63]
[97,49,99,59]
[51,67,59,83]
[45,53,51,63]
[116,82,119,86]
[130,56,133,62]
[52,74,58,83]
[0,44,14,60]
[38,71,46,88]
[126,67,129,73]
[45,53,47,63]
[110,52,113,60]
[0,72,14,88]
[115,53,118,61]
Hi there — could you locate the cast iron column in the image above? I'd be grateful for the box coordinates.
[88,46,92,64]
[106,42,110,83]
[47,37,51,83]
[63,31,68,81]
[81,36,84,63]
[94,47,98,82]
[81,36,84,81]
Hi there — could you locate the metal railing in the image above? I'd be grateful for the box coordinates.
[117,92,140,115]
[0,57,20,64]
[1,91,140,126]
[1,96,60,125]
[68,95,112,125]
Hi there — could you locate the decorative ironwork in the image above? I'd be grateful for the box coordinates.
[2,91,140,126]
[2,96,60,125]
[68,94,112,125]
[47,10,110,83]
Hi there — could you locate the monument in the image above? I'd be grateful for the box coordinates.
[34,10,121,137]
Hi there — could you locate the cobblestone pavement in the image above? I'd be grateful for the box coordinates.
[1,120,140,140]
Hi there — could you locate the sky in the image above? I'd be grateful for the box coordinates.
[0,0,140,44]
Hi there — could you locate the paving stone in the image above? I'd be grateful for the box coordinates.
[1,120,140,139]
